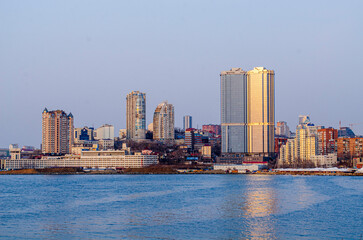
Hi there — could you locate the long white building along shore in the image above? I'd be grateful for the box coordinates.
[1,144,158,170]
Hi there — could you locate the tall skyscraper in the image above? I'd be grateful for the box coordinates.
[183,115,192,130]
[220,67,275,154]
[153,101,174,141]
[221,68,248,153]
[247,67,275,153]
[42,108,74,154]
[126,91,146,140]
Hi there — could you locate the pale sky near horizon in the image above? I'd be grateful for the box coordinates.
[1,0,363,147]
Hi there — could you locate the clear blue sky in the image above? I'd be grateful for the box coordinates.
[1,0,363,147]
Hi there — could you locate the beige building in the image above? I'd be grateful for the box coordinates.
[296,128,317,162]
[153,101,174,141]
[279,116,321,166]
[126,91,146,140]
[279,139,296,166]
[200,145,212,159]
[310,153,337,167]
[247,67,275,154]
[42,108,74,154]
[94,124,114,140]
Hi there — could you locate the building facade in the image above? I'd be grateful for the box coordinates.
[247,67,275,154]
[202,124,221,135]
[94,124,114,140]
[337,137,363,160]
[153,101,175,141]
[221,68,248,153]
[2,153,158,170]
[126,91,146,140]
[310,153,337,167]
[278,116,323,166]
[74,126,94,143]
[276,121,291,138]
[220,67,274,155]
[183,115,192,130]
[317,128,338,155]
[42,108,74,154]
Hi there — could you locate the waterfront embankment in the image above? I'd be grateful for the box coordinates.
[1,167,362,176]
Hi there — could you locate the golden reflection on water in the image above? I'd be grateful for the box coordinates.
[221,175,277,239]
[243,176,277,218]
[243,175,277,239]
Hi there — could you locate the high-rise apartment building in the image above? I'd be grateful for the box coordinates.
[276,121,291,138]
[153,101,175,141]
[279,116,322,165]
[183,115,192,130]
[247,67,275,153]
[42,108,74,154]
[221,68,248,153]
[220,67,274,154]
[317,128,338,155]
[126,91,146,140]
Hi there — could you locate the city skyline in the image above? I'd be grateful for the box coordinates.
[1,1,363,147]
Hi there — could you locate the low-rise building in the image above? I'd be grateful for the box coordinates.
[214,162,268,173]
[1,144,157,170]
[200,145,212,159]
[310,153,337,167]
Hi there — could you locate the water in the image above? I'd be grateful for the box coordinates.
[0,175,362,239]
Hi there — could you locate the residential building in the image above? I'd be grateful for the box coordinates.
[200,145,212,159]
[42,108,74,154]
[185,128,195,150]
[276,121,291,138]
[279,138,296,166]
[220,67,275,155]
[310,153,337,167]
[278,116,324,166]
[183,115,192,130]
[92,124,115,150]
[126,91,146,140]
[153,101,175,141]
[185,128,203,150]
[337,137,363,160]
[317,128,338,155]
[94,124,114,140]
[275,137,288,154]
[202,124,221,135]
[220,68,248,153]
[247,67,275,154]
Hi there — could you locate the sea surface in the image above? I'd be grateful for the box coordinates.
[0,174,362,239]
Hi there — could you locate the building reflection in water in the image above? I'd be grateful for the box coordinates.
[222,175,278,239]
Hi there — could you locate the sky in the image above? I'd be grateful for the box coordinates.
[1,0,363,148]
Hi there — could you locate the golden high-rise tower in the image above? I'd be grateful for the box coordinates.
[247,67,275,154]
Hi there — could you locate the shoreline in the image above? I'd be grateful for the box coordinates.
[1,168,362,176]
